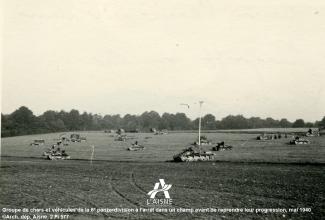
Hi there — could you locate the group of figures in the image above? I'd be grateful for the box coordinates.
[43,145,70,160]
[112,129,159,151]
[257,128,321,145]
[256,133,286,140]
[41,133,87,160]
[150,128,168,135]
[173,136,233,162]
[127,141,145,151]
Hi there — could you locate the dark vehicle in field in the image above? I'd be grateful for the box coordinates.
[47,153,70,160]
[30,139,45,146]
[256,134,276,140]
[69,134,86,142]
[115,134,127,141]
[70,133,81,142]
[173,147,215,162]
[193,135,212,145]
[306,128,320,137]
[117,129,125,135]
[289,136,310,145]
[43,147,70,160]
[127,141,145,151]
[212,141,233,151]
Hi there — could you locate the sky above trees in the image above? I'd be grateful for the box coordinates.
[2,0,325,121]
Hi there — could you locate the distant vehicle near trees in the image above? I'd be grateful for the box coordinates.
[30,139,45,146]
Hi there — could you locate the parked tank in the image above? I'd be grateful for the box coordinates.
[127,142,145,151]
[47,154,70,160]
[256,134,275,140]
[193,135,212,145]
[117,129,125,135]
[173,147,215,162]
[289,136,310,145]
[212,141,233,151]
[30,139,45,146]
[43,148,70,160]
[306,128,320,137]
[154,129,168,135]
[115,135,126,141]
[70,133,81,142]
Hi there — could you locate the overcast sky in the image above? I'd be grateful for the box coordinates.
[2,0,325,121]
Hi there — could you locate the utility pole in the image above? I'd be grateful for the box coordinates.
[198,101,204,151]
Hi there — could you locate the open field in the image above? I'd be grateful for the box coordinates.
[1,157,324,220]
[1,130,325,163]
[1,130,325,219]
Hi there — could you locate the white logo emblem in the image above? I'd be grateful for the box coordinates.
[147,179,172,199]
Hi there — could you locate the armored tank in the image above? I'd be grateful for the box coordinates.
[306,128,320,137]
[117,128,125,135]
[193,135,212,145]
[127,145,145,151]
[289,136,310,145]
[47,154,71,160]
[212,141,233,151]
[30,139,45,146]
[127,141,145,151]
[115,135,127,141]
[173,147,215,162]
[256,134,274,140]
[43,148,70,160]
[70,133,81,142]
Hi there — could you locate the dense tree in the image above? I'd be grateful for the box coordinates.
[265,117,280,128]
[292,119,305,128]
[201,114,217,130]
[11,106,36,126]
[279,118,292,128]
[80,112,93,130]
[319,116,325,128]
[9,106,38,135]
[139,111,161,131]
[66,110,81,130]
[219,115,248,129]
[305,122,314,128]
[1,106,322,137]
[122,114,139,131]
[160,113,172,130]
[173,113,192,130]
[247,117,264,129]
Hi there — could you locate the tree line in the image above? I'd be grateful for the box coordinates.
[1,106,325,137]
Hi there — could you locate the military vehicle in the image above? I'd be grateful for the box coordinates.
[212,141,233,151]
[193,135,212,145]
[117,129,125,135]
[173,100,215,162]
[127,141,145,151]
[256,134,275,140]
[173,147,215,162]
[30,139,45,146]
[43,148,70,160]
[306,128,320,137]
[70,133,81,142]
[115,135,126,141]
[289,136,310,145]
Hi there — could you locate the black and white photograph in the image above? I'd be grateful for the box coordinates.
[1,0,325,219]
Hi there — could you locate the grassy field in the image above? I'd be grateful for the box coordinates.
[1,130,325,163]
[1,130,325,219]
